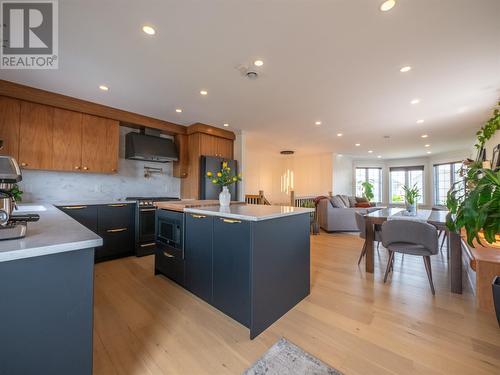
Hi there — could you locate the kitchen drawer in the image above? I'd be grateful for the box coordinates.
[95,227,133,262]
[97,203,134,231]
[155,244,184,286]
[58,205,98,233]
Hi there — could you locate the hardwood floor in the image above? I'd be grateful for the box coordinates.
[93,232,500,375]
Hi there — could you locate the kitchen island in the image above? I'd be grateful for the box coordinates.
[155,204,313,339]
[0,205,102,375]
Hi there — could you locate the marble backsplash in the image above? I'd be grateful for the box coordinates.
[18,127,181,203]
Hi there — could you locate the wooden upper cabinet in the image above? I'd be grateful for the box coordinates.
[216,137,233,160]
[199,133,217,157]
[52,108,83,172]
[173,134,188,178]
[19,101,54,170]
[0,96,21,158]
[81,114,119,174]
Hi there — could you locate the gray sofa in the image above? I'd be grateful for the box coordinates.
[317,196,380,232]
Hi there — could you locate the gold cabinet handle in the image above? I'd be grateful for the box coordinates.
[108,204,127,207]
[222,218,241,224]
[74,166,80,170]
[62,205,87,209]
[140,242,156,248]
[83,166,89,170]
[106,228,127,233]
[163,251,174,258]
[140,208,156,212]
[191,214,206,218]
[20,162,28,167]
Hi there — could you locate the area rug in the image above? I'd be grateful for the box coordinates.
[243,338,343,375]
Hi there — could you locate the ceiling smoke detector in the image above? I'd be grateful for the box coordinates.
[236,64,260,80]
[280,150,295,155]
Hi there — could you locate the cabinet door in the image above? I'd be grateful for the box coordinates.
[216,137,233,159]
[199,134,217,157]
[52,108,82,172]
[0,97,21,158]
[58,205,98,233]
[172,134,188,178]
[19,101,54,170]
[212,217,251,326]
[96,227,133,261]
[97,204,134,232]
[81,114,119,174]
[184,213,213,302]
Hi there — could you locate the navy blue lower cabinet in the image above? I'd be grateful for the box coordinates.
[212,217,251,327]
[184,213,213,303]
[59,205,98,232]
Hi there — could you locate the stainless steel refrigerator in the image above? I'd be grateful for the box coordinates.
[200,156,238,200]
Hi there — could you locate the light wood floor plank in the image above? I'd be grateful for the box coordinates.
[93,232,500,375]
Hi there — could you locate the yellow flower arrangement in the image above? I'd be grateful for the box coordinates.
[206,161,242,187]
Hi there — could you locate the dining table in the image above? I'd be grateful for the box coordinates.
[364,208,463,294]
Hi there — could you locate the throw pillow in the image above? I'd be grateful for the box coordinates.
[329,195,347,208]
[347,196,357,207]
[356,196,369,203]
[339,195,350,207]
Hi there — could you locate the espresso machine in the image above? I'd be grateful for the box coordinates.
[0,144,39,240]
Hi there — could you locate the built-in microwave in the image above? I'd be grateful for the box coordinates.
[156,210,183,251]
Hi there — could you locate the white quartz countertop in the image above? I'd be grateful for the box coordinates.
[184,204,314,221]
[0,204,103,263]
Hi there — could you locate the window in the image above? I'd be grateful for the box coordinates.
[433,162,463,206]
[389,166,424,204]
[355,167,382,202]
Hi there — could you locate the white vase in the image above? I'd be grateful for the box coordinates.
[219,186,231,207]
[406,202,417,216]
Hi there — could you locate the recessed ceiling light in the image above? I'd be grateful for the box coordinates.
[175,108,182,113]
[200,90,208,96]
[427,151,432,154]
[315,121,322,125]
[380,0,396,12]
[416,119,425,124]
[411,98,421,105]
[368,150,373,153]
[424,144,430,148]
[377,155,382,159]
[254,60,264,67]
[400,66,412,73]
[337,133,343,137]
[223,123,229,127]
[99,85,109,91]
[421,134,429,138]
[355,143,361,147]
[142,25,156,35]
[338,154,343,157]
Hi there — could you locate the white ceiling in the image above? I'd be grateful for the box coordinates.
[1,0,499,159]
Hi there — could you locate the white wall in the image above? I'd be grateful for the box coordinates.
[233,130,245,201]
[332,154,353,196]
[19,127,181,203]
[352,149,469,207]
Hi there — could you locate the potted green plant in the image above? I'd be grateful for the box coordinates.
[9,184,23,203]
[447,101,500,247]
[402,184,420,216]
[206,161,242,207]
[361,181,374,202]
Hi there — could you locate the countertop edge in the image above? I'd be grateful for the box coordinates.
[183,207,313,221]
[0,238,103,263]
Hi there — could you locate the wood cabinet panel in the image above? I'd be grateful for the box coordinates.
[199,133,217,157]
[81,114,119,174]
[53,108,82,171]
[19,101,54,169]
[0,96,21,158]
[173,134,188,178]
[216,137,233,159]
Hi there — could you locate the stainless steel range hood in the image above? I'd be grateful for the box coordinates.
[125,129,179,163]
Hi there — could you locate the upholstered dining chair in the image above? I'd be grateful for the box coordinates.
[381,220,439,294]
[355,212,382,265]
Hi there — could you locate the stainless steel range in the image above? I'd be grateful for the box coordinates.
[125,196,180,256]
